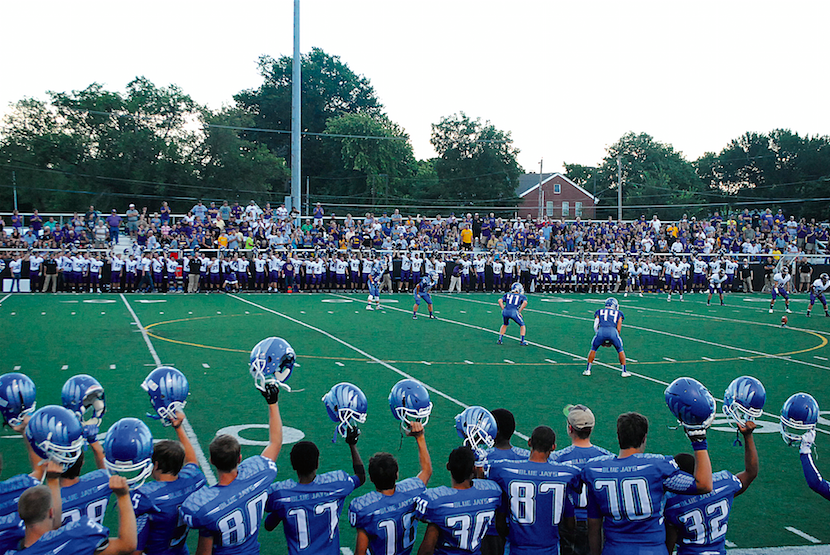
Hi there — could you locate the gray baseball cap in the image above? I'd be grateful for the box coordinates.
[565,404,595,429]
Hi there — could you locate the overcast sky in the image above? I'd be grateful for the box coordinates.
[1,0,828,173]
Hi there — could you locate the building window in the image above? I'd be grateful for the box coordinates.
[553,183,561,194]
[562,202,569,217]
[546,201,554,217]
[575,202,583,217]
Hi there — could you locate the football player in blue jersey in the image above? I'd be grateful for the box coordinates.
[583,298,629,378]
[0,456,59,554]
[798,429,830,500]
[413,272,437,320]
[498,283,528,346]
[582,412,713,555]
[414,446,503,555]
[349,421,432,555]
[264,428,365,555]
[58,431,110,526]
[180,383,282,555]
[487,426,581,555]
[132,410,207,555]
[665,421,758,555]
[480,409,529,555]
[10,473,137,555]
[551,405,613,555]
[367,256,385,311]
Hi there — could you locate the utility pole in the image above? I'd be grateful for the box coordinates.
[12,171,18,212]
[291,0,301,216]
[617,156,622,221]
[538,160,543,219]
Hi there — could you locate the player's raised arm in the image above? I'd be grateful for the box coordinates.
[345,426,366,486]
[735,421,759,495]
[261,383,283,462]
[408,422,433,485]
[799,430,830,500]
[101,475,137,555]
[171,410,198,466]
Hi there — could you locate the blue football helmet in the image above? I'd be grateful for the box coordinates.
[389,379,433,429]
[722,376,766,427]
[322,382,368,439]
[510,282,524,295]
[103,418,154,489]
[249,337,296,391]
[61,374,106,427]
[605,297,619,310]
[25,405,85,471]
[664,377,716,430]
[0,372,37,427]
[429,271,439,285]
[455,406,498,450]
[780,392,819,446]
[141,366,189,426]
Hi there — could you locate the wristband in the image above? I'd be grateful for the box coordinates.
[692,440,708,451]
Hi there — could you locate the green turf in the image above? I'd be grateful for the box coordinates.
[1,290,828,552]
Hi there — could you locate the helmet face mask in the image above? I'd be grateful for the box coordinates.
[141,367,189,427]
[722,376,766,428]
[455,406,497,451]
[0,372,37,427]
[103,418,154,489]
[780,392,819,446]
[61,375,106,427]
[25,406,85,472]
[323,383,368,439]
[250,337,296,392]
[389,379,433,430]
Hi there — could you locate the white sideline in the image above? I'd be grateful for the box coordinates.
[728,547,829,554]
[227,294,530,441]
[120,294,218,486]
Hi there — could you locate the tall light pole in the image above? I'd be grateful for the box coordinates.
[617,156,623,221]
[291,0,302,216]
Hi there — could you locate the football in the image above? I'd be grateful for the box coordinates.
[781,315,788,326]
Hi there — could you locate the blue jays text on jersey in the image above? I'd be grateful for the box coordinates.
[266,469,361,555]
[180,455,277,555]
[60,469,111,526]
[348,476,426,555]
[4,517,109,555]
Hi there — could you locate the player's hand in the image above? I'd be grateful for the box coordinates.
[169,410,186,429]
[800,429,816,455]
[109,475,130,497]
[260,382,279,405]
[685,427,707,444]
[345,425,361,445]
[737,421,756,437]
[43,460,64,481]
[11,415,29,435]
[406,422,425,438]
[83,424,100,444]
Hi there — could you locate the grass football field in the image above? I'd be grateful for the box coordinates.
[1,289,829,553]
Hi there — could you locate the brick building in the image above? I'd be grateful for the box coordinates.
[516,173,597,220]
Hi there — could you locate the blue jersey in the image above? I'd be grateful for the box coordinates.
[550,444,614,520]
[4,517,109,555]
[594,308,624,329]
[0,512,24,554]
[348,477,426,555]
[487,459,580,555]
[266,470,360,555]
[60,469,111,526]
[414,480,502,555]
[416,277,434,294]
[371,261,385,283]
[181,456,277,555]
[801,452,830,500]
[664,471,743,555]
[0,475,39,516]
[501,293,527,312]
[482,446,529,537]
[582,453,698,551]
[134,463,207,555]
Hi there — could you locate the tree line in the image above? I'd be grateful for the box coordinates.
[1,48,828,220]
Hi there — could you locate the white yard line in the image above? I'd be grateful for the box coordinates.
[0,294,12,304]
[120,294,217,486]
[784,527,821,544]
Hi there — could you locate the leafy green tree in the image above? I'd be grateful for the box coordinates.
[429,112,522,206]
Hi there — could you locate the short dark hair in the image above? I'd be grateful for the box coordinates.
[368,452,398,491]
[617,412,649,450]
[62,451,85,480]
[491,409,515,442]
[447,446,475,484]
[290,441,320,476]
[209,435,241,473]
[570,425,593,440]
[153,440,186,476]
[18,485,52,525]
[529,426,556,452]
[674,453,695,475]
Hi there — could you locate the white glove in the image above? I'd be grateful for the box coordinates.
[800,429,816,455]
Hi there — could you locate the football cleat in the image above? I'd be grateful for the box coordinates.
[665,377,716,430]
[61,375,106,427]
[722,376,766,427]
[249,337,296,392]
[25,405,85,471]
[323,383,368,439]
[780,392,819,446]
[141,366,189,426]
[389,379,433,430]
[103,418,154,489]
[0,372,37,427]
